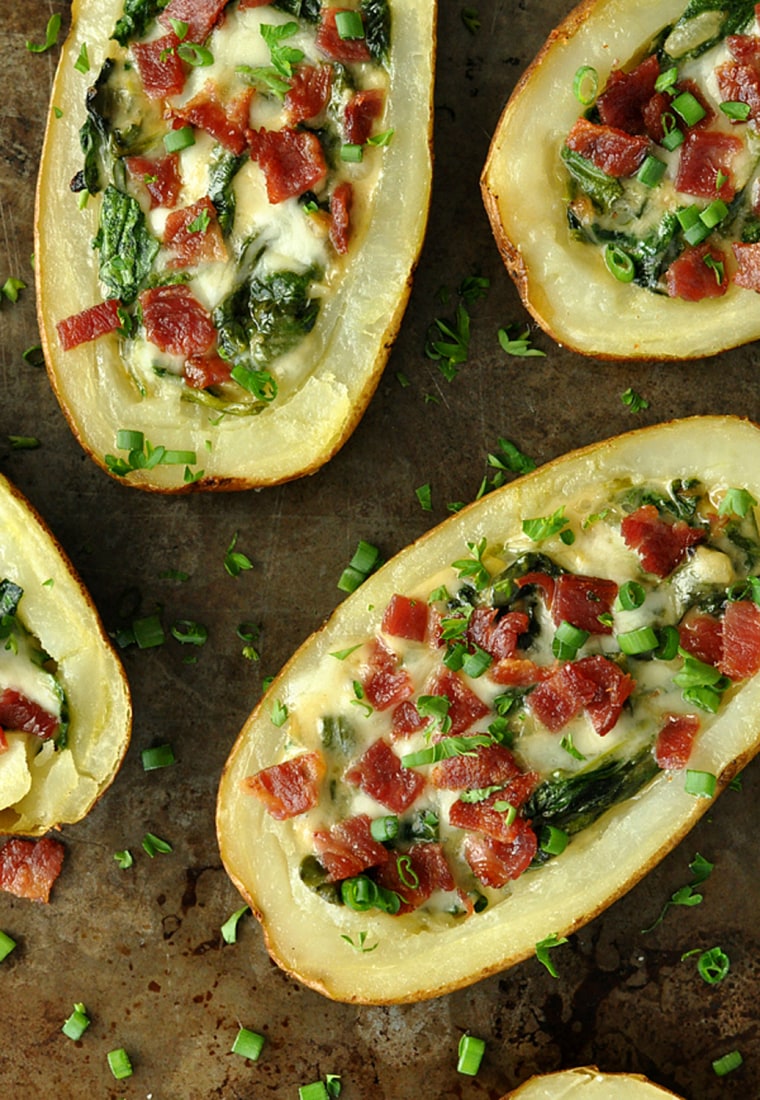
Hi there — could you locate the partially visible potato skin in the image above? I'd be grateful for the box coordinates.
[501,1067,685,1098]
[34,0,436,491]
[217,416,760,1004]
[0,473,131,835]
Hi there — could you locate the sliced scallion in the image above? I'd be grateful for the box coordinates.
[603,243,634,282]
[164,125,196,153]
[62,1003,91,1040]
[106,1048,133,1080]
[335,9,364,38]
[221,904,249,944]
[720,100,751,121]
[617,626,658,655]
[539,824,569,856]
[685,769,717,798]
[712,1050,743,1077]
[672,90,706,126]
[461,644,492,678]
[615,580,645,610]
[142,832,172,857]
[340,143,364,163]
[655,66,678,92]
[572,65,598,105]
[231,1026,265,1061]
[655,625,680,661]
[141,743,176,771]
[132,613,165,649]
[457,1033,486,1076]
[370,815,399,842]
[170,619,208,646]
[636,154,666,188]
[0,930,16,962]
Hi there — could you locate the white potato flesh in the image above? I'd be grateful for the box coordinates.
[503,1067,684,1099]
[217,416,760,1003]
[0,473,131,834]
[35,0,435,490]
[481,0,760,359]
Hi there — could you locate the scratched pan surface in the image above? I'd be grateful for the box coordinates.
[1,1,759,1097]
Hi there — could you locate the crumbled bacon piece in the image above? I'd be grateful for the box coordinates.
[0,837,65,903]
[732,242,760,292]
[132,33,186,99]
[374,843,456,914]
[596,54,660,135]
[313,814,389,881]
[329,181,353,256]
[654,714,700,771]
[163,197,227,270]
[344,88,385,144]
[139,284,217,357]
[565,117,649,178]
[361,638,413,711]
[172,85,253,155]
[718,599,760,680]
[621,504,706,576]
[125,153,182,210]
[159,0,227,43]
[674,129,742,201]
[243,752,326,820]
[56,299,122,352]
[551,573,618,635]
[346,738,425,813]
[463,820,538,888]
[285,64,333,124]
[251,127,328,204]
[666,243,729,302]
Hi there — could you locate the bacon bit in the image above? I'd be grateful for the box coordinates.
[242,751,326,820]
[489,656,553,686]
[329,181,353,256]
[726,32,760,64]
[675,129,742,201]
[667,243,729,301]
[551,573,618,635]
[426,668,490,736]
[362,637,413,711]
[528,661,599,732]
[374,843,456,914]
[184,354,232,390]
[597,54,660,135]
[732,241,760,292]
[285,64,333,124]
[164,197,227,270]
[172,85,253,156]
[344,88,385,144]
[56,298,122,352]
[251,127,328,204]
[718,599,760,680]
[139,284,217,357]
[565,117,649,178]
[238,0,273,6]
[463,820,538,888]
[0,730,7,754]
[132,33,186,100]
[654,713,701,771]
[381,593,428,642]
[313,814,389,881]
[578,654,635,736]
[466,608,530,661]
[430,743,522,791]
[0,690,59,741]
[0,836,65,903]
[716,60,760,122]
[642,90,671,143]
[125,153,182,210]
[159,0,228,43]
[345,738,425,814]
[390,700,427,741]
[679,608,724,667]
[316,7,372,63]
[449,775,539,841]
[621,504,706,576]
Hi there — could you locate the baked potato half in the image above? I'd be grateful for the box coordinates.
[482,0,760,359]
[0,473,131,835]
[217,416,760,1003]
[35,0,435,490]
[502,1068,684,1098]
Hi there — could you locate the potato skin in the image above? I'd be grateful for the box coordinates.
[481,0,760,360]
[34,0,436,491]
[502,1067,685,1098]
[0,473,131,835]
[217,416,760,1003]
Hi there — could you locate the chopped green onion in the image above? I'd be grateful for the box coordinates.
[113,849,133,869]
[621,387,649,413]
[170,619,208,646]
[672,90,706,126]
[636,154,666,188]
[142,832,172,857]
[335,9,364,38]
[655,625,680,660]
[106,1048,133,1080]
[700,198,728,229]
[23,345,45,367]
[661,119,684,151]
[161,448,198,466]
[615,580,645,610]
[168,17,189,38]
[299,1084,329,1100]
[617,625,659,655]
[62,1003,91,1041]
[604,243,635,282]
[141,743,176,771]
[712,1050,743,1076]
[560,733,586,761]
[26,13,62,52]
[2,277,26,302]
[415,483,433,511]
[221,904,249,944]
[341,143,364,162]
[572,65,598,105]
[132,613,165,649]
[116,428,144,451]
[554,620,589,651]
[164,125,196,153]
[457,1033,486,1076]
[231,1026,265,1061]
[539,825,569,856]
[341,874,400,914]
[370,815,399,842]
[685,769,717,798]
[8,436,40,451]
[338,540,381,592]
[367,128,394,146]
[0,930,16,961]
[461,644,492,678]
[720,100,751,121]
[655,66,678,92]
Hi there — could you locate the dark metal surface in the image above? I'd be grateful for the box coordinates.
[1,1,759,1097]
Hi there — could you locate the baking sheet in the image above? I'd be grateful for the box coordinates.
[1,0,759,1096]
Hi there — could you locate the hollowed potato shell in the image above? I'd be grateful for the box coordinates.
[216,415,760,1003]
[502,1067,684,1098]
[0,473,131,835]
[34,0,435,491]
[481,0,760,360]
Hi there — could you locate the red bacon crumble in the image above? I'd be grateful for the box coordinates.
[316,8,372,63]
[551,573,618,635]
[489,656,553,686]
[329,181,353,256]
[184,354,232,390]
[515,571,556,607]
[243,751,325,820]
[163,197,228,269]
[125,153,182,210]
[286,64,333,124]
[132,33,186,99]
[430,743,522,791]
[345,738,425,813]
[718,599,760,680]
[449,775,539,842]
[0,690,59,741]
[344,88,385,144]
[666,243,729,301]
[621,504,706,576]
[160,0,228,43]
[313,814,389,881]
[139,284,217,357]
[251,127,328,204]
[361,638,413,711]
[675,129,742,201]
[56,298,122,352]
[596,54,660,135]
[374,843,456,914]
[390,700,427,741]
[381,593,428,642]
[463,820,538,888]
[425,669,490,736]
[565,117,649,178]
[679,608,724,667]
[528,655,632,735]
[654,713,701,771]
[716,57,760,122]
[172,85,253,155]
[0,836,65,904]
[578,654,635,736]
[466,609,529,661]
[732,242,760,292]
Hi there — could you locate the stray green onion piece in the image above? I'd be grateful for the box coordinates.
[604,243,635,283]
[370,815,399,842]
[720,100,751,121]
[142,832,173,858]
[74,42,90,73]
[682,944,730,984]
[335,9,364,39]
[672,90,706,126]
[299,1083,330,1100]
[164,124,196,153]
[338,540,381,593]
[712,1050,743,1077]
[221,904,249,944]
[107,1047,133,1080]
[62,1003,91,1041]
[685,769,717,799]
[132,612,166,649]
[636,154,666,188]
[615,580,646,610]
[2,277,26,302]
[340,143,364,163]
[141,743,176,771]
[231,1025,265,1061]
[617,626,659,655]
[170,619,208,646]
[457,1033,486,1076]
[0,930,16,962]
[113,849,133,869]
[539,824,569,857]
[572,65,598,105]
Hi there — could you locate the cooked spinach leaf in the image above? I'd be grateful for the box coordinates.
[71,60,115,194]
[664,0,756,61]
[273,0,321,21]
[361,0,391,60]
[208,147,248,236]
[94,185,160,303]
[0,579,23,619]
[619,478,702,521]
[561,146,624,214]
[111,0,169,46]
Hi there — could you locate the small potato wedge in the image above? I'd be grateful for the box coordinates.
[502,1067,684,1098]
[482,0,760,359]
[0,474,131,835]
[35,0,435,490]
[217,416,760,1003]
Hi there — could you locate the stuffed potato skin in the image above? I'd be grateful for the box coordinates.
[0,474,131,836]
[502,1067,685,1099]
[481,0,760,360]
[35,0,435,491]
[217,416,760,1003]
